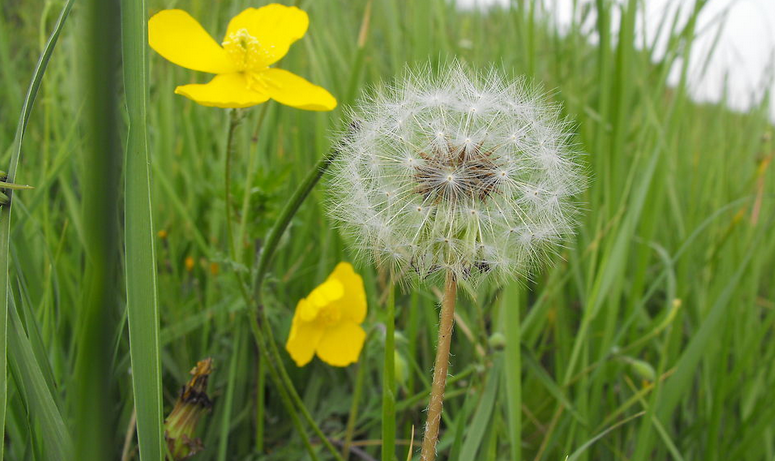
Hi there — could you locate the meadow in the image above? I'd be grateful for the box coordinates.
[1,0,774,460]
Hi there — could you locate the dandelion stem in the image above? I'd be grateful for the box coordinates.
[420,271,457,461]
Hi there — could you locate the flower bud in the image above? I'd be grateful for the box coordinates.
[488,332,507,351]
[394,350,409,388]
[623,356,656,382]
[164,358,213,460]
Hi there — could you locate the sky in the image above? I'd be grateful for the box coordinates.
[456,0,775,118]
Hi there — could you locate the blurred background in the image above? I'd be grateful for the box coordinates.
[1,0,774,460]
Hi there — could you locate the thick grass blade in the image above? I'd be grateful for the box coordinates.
[0,0,74,458]
[121,0,164,459]
[73,0,122,459]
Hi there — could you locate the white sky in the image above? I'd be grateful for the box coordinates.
[457,0,775,118]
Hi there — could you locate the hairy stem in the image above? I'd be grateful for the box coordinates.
[420,271,457,461]
[224,109,241,258]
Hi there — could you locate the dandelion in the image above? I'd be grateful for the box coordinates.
[326,63,585,460]
[148,4,336,110]
[328,64,583,287]
[285,262,368,367]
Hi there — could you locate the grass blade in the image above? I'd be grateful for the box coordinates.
[121,0,164,459]
[0,0,74,458]
[7,294,71,459]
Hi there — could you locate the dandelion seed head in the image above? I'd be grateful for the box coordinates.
[327,63,585,287]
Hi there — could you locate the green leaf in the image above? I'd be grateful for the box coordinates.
[8,295,71,459]
[121,0,164,458]
[0,0,74,459]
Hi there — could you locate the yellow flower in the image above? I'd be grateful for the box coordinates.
[285,262,367,367]
[148,4,336,110]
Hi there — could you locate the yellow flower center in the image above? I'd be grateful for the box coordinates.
[222,29,274,71]
[222,29,282,93]
[316,303,342,327]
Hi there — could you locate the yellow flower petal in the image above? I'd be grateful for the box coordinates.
[174,73,269,108]
[328,263,367,323]
[261,68,337,111]
[224,4,309,66]
[285,312,325,367]
[316,322,366,367]
[149,10,236,74]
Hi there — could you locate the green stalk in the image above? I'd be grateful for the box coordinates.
[74,0,122,458]
[0,1,74,459]
[121,0,163,457]
[343,360,368,458]
[252,148,341,292]
[246,313,319,461]
[502,283,522,461]
[248,147,345,460]
[382,282,396,461]
[224,109,242,258]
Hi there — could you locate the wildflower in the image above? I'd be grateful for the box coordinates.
[285,262,367,367]
[157,229,168,239]
[148,4,336,110]
[164,358,213,460]
[185,256,195,272]
[327,64,585,287]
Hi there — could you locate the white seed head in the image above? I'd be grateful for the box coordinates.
[327,64,585,287]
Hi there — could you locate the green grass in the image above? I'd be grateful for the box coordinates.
[1,0,774,460]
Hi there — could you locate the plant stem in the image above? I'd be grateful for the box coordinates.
[246,313,320,461]
[246,146,345,460]
[382,280,396,461]
[420,271,457,461]
[343,359,367,459]
[224,109,241,258]
[253,147,340,292]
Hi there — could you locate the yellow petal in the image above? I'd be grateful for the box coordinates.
[149,10,236,74]
[174,73,269,108]
[316,322,366,367]
[328,263,367,323]
[224,4,309,66]
[285,311,325,367]
[307,279,344,308]
[260,69,337,111]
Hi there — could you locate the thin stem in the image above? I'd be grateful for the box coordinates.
[224,109,241,258]
[246,312,320,461]
[237,104,271,263]
[253,147,341,294]
[382,280,396,461]
[257,311,345,461]
[343,359,367,459]
[246,145,345,461]
[420,271,457,461]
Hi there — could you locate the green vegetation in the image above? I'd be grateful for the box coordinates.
[0,0,773,460]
